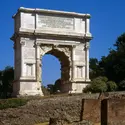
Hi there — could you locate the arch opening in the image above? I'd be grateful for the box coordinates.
[41,48,71,93]
[42,54,61,86]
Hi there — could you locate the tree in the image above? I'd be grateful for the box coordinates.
[0,70,3,97]
[89,58,104,79]
[0,66,14,98]
[114,33,125,51]
[83,85,91,93]
[99,33,125,84]
[83,76,108,93]
[89,58,99,70]
[41,86,50,96]
[47,84,55,94]
[95,76,108,82]
[54,79,62,92]
[119,80,125,91]
[47,79,62,94]
[90,77,107,93]
[107,81,117,92]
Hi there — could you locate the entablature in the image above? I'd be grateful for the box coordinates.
[12,7,92,41]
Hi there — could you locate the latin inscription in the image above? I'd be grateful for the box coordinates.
[38,15,74,30]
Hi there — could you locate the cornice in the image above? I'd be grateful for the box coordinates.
[13,7,91,19]
[10,30,92,42]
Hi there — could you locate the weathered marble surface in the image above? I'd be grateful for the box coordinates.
[11,7,92,96]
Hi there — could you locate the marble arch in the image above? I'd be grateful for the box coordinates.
[11,7,92,96]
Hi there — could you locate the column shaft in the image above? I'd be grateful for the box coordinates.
[72,46,75,81]
[20,41,25,77]
[85,43,90,81]
[36,43,41,82]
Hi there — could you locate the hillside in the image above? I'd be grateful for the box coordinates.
[0,94,99,125]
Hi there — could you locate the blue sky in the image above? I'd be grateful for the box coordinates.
[0,0,125,85]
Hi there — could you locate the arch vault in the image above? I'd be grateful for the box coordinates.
[11,7,92,96]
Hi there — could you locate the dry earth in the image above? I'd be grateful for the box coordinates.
[0,92,125,125]
[0,94,99,125]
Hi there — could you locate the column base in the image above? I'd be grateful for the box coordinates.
[61,81,90,94]
[85,79,91,82]
[12,80,44,97]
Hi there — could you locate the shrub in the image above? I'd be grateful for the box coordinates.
[107,81,117,91]
[83,85,91,93]
[0,98,28,110]
[91,79,107,93]
[94,76,108,82]
[41,86,50,96]
[119,80,125,90]
[83,76,108,93]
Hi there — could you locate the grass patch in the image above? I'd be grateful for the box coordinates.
[0,98,28,110]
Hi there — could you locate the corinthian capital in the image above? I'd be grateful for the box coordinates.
[85,42,90,49]
[72,45,76,48]
[20,41,25,46]
[35,41,41,46]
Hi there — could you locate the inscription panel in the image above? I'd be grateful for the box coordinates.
[37,15,74,30]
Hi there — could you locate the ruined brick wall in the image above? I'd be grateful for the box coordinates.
[81,99,101,124]
[101,99,125,125]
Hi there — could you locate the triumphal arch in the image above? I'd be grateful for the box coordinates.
[11,7,92,96]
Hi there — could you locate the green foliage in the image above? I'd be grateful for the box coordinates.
[83,85,91,93]
[99,33,125,83]
[89,58,104,79]
[0,98,28,110]
[89,58,99,70]
[0,66,14,99]
[47,84,55,94]
[54,79,62,92]
[41,86,50,96]
[47,79,62,94]
[95,76,108,82]
[83,76,118,93]
[107,81,117,91]
[83,77,108,93]
[114,33,125,51]
[119,80,125,90]
[89,33,125,91]
[90,77,107,93]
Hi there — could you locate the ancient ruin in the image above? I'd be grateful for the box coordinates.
[11,7,92,96]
